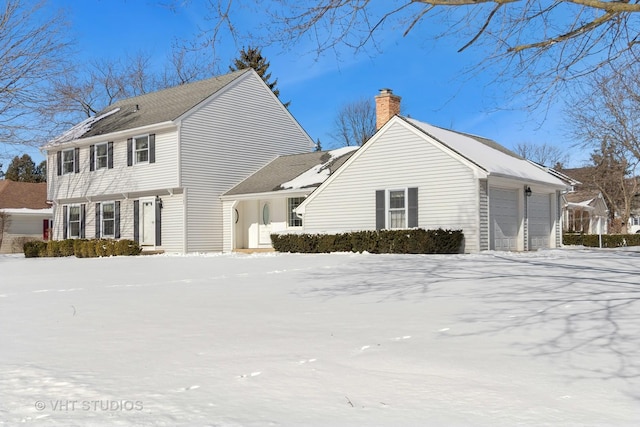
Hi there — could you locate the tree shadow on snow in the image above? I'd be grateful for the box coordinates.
[299,250,640,385]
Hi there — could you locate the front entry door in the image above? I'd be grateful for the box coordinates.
[258,201,271,246]
[141,200,155,246]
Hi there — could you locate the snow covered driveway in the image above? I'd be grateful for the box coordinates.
[1,249,639,426]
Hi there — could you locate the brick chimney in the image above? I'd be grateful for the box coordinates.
[375,88,401,130]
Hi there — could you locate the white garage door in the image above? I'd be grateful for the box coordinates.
[528,194,551,250]
[490,188,519,251]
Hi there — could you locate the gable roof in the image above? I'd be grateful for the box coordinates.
[0,181,49,209]
[224,147,358,196]
[46,69,251,146]
[402,117,566,187]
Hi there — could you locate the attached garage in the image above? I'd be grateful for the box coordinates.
[490,188,519,251]
[528,193,551,250]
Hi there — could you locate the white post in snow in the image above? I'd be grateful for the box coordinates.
[598,216,603,249]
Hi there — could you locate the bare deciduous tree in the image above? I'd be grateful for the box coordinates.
[332,97,376,147]
[514,142,568,168]
[567,65,640,232]
[0,0,71,148]
[189,0,640,108]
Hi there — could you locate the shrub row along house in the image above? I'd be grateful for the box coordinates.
[45,71,567,254]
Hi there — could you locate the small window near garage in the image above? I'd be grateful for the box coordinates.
[287,197,304,227]
[388,190,406,229]
[134,135,149,163]
[62,149,75,174]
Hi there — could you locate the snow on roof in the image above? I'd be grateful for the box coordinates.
[46,108,120,146]
[0,207,53,215]
[405,118,567,186]
[280,146,359,190]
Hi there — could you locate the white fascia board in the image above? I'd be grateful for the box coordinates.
[42,121,176,150]
[220,188,313,202]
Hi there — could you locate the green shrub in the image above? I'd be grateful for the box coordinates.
[24,238,142,258]
[563,233,640,248]
[23,241,47,258]
[271,228,464,254]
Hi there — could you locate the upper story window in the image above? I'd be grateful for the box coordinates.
[127,134,155,166]
[135,136,149,163]
[62,149,75,174]
[287,197,304,227]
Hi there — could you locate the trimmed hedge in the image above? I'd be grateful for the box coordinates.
[24,239,142,258]
[271,228,464,254]
[563,233,640,248]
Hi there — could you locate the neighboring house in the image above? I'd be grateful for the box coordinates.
[223,89,568,253]
[43,69,313,252]
[0,181,52,253]
[558,167,610,235]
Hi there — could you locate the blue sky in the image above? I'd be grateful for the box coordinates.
[15,0,585,167]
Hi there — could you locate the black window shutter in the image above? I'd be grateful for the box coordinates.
[114,201,120,239]
[107,142,114,169]
[408,187,418,228]
[155,197,162,246]
[62,205,68,239]
[74,147,80,173]
[127,138,133,166]
[149,134,156,163]
[80,204,86,238]
[133,200,139,243]
[375,190,385,230]
[89,145,95,171]
[56,151,62,176]
[95,202,101,238]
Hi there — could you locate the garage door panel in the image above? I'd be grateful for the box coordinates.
[490,189,518,251]
[529,194,551,250]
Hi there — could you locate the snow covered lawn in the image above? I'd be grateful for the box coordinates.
[1,249,639,426]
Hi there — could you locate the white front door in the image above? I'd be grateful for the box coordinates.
[258,201,271,246]
[141,199,155,246]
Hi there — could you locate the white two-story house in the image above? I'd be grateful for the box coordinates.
[44,69,313,252]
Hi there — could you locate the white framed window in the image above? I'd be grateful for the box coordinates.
[134,135,149,164]
[68,205,81,238]
[101,202,115,237]
[95,142,109,170]
[287,197,304,227]
[388,189,407,229]
[62,149,75,174]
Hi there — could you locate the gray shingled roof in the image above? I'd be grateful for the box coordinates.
[73,69,250,140]
[224,149,357,196]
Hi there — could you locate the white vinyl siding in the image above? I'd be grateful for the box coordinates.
[180,72,312,252]
[302,121,479,252]
[48,128,179,201]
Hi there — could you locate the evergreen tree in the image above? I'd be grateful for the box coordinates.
[314,138,322,152]
[4,154,45,182]
[229,46,290,108]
